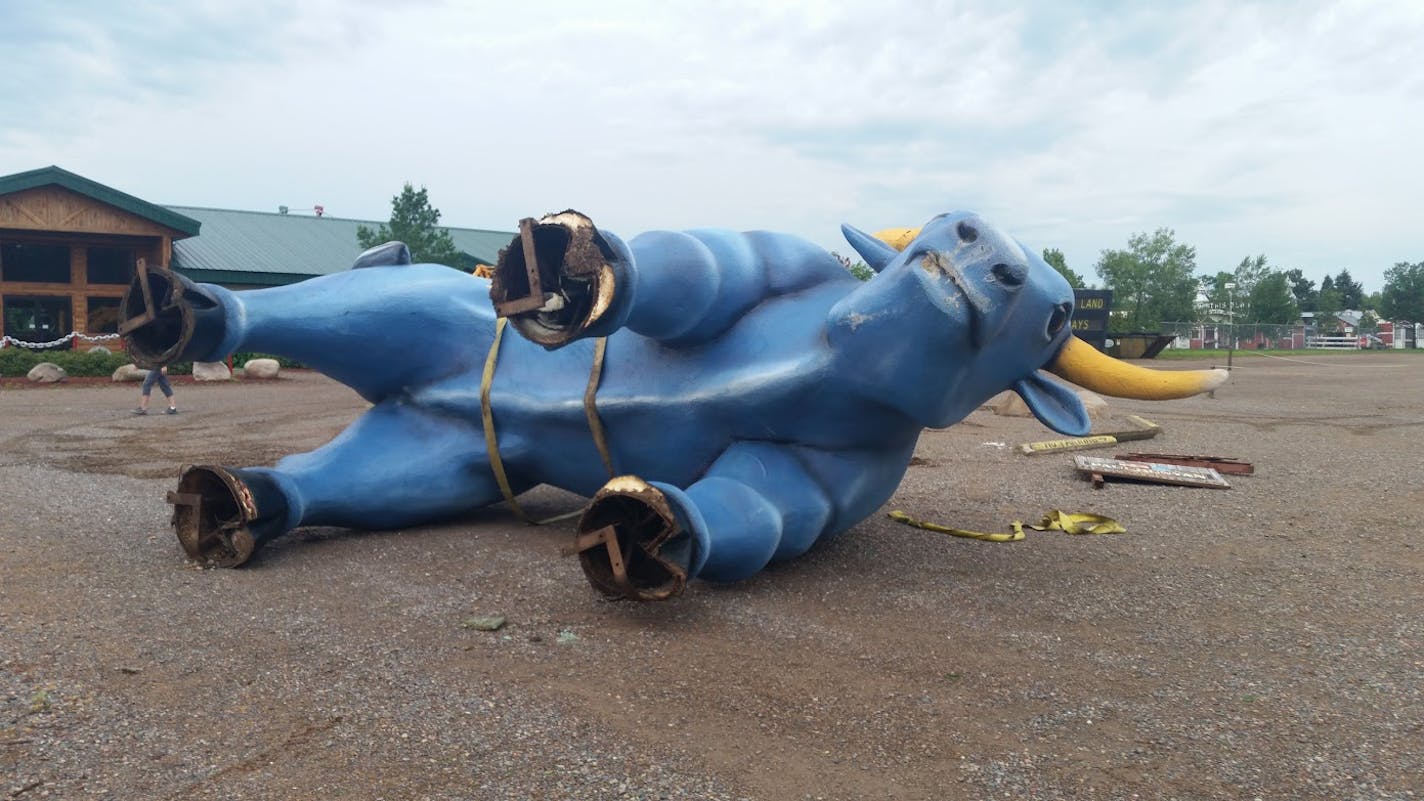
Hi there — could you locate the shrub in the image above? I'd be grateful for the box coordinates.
[0,347,131,377]
[0,346,300,377]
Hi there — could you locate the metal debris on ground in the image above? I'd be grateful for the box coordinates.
[1115,453,1255,475]
[1017,415,1162,456]
[887,509,1126,542]
[1017,435,1118,456]
[1073,455,1231,489]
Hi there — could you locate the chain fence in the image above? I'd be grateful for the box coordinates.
[0,332,122,350]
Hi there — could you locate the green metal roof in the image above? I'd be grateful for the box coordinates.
[167,206,513,286]
[0,166,201,237]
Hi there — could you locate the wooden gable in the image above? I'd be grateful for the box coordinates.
[0,184,188,239]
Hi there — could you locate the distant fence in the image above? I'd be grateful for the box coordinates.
[1155,323,1422,351]
[1159,323,1310,351]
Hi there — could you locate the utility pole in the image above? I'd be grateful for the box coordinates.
[1225,282,1236,372]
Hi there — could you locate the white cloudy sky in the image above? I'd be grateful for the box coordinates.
[2,0,1419,290]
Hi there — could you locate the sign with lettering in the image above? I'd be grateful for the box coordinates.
[1072,289,1113,351]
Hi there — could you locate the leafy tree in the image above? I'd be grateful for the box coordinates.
[1202,271,1236,317]
[1314,286,1342,331]
[1233,254,1271,297]
[1284,268,1317,311]
[1245,272,1299,324]
[831,252,875,281]
[1332,269,1365,309]
[1041,248,1085,289]
[1379,261,1424,322]
[1093,228,1198,332]
[357,183,462,266]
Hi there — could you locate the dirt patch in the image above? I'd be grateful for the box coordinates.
[2,356,1422,799]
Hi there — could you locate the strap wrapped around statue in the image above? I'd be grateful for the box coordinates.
[122,209,1225,601]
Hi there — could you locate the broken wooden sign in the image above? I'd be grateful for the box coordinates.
[1073,455,1231,489]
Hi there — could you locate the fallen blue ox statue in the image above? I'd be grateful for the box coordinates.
[122,210,1225,600]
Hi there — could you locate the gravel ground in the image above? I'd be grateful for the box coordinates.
[1,353,1422,800]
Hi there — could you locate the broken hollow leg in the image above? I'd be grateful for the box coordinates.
[567,477,696,601]
[167,465,291,567]
[489,212,628,348]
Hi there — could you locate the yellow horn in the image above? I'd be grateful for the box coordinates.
[874,227,920,251]
[1049,336,1228,400]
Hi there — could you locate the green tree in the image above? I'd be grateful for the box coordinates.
[831,252,874,281]
[1041,247,1085,288]
[1315,285,1342,331]
[1245,272,1299,324]
[1093,228,1198,332]
[1233,254,1271,297]
[357,183,462,266]
[1332,269,1364,309]
[1202,271,1236,317]
[1284,268,1317,311]
[1379,261,1424,322]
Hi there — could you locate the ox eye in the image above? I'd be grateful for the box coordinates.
[1047,302,1071,337]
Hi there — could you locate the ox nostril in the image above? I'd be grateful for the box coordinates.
[1047,302,1071,337]
[991,262,1026,287]
[957,222,978,243]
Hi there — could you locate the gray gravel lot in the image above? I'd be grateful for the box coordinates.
[2,353,1421,800]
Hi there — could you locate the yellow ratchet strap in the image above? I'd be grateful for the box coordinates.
[886,509,1126,541]
[480,317,614,524]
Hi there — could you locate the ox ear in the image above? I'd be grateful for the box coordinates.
[1013,372,1091,436]
[840,224,898,273]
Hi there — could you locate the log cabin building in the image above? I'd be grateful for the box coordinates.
[0,166,510,350]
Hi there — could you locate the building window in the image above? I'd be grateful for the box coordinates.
[87,246,136,285]
[86,296,123,334]
[2,295,74,347]
[0,242,71,284]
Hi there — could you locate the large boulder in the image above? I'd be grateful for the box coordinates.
[27,362,67,383]
[112,364,147,382]
[192,361,232,382]
[242,358,281,379]
[986,388,1110,420]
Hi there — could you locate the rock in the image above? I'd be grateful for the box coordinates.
[192,361,232,382]
[87,345,113,354]
[462,615,506,632]
[112,364,147,382]
[242,358,281,379]
[987,388,1109,420]
[27,362,67,383]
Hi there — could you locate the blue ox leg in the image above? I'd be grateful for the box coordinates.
[570,442,842,601]
[121,262,490,402]
[169,402,524,567]
[490,211,845,349]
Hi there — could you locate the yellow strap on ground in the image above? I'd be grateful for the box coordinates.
[1025,509,1126,535]
[480,317,614,525]
[887,509,1125,541]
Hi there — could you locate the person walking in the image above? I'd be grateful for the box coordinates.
[133,366,178,415]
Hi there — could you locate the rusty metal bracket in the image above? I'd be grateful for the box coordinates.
[167,490,219,551]
[563,524,634,596]
[118,258,157,335]
[493,217,548,317]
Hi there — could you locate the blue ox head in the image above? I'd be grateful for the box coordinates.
[832,211,1224,435]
